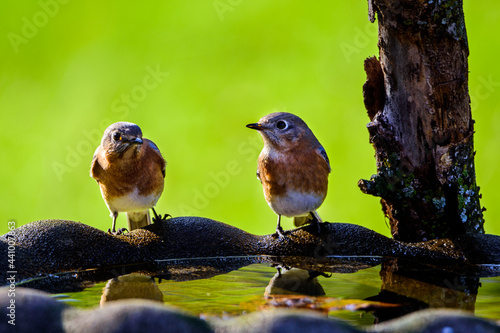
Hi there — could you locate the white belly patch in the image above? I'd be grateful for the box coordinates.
[107,188,159,214]
[269,190,324,217]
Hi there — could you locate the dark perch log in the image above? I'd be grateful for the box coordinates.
[359,0,485,241]
[1,217,500,284]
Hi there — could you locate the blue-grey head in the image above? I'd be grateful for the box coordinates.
[246,112,321,150]
[101,122,144,154]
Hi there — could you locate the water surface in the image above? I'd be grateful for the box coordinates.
[44,256,500,326]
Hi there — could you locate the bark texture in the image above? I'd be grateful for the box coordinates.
[359,0,484,241]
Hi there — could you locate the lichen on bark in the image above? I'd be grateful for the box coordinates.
[360,0,484,242]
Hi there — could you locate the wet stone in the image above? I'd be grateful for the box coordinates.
[1,287,499,333]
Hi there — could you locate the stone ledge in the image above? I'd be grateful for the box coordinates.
[1,288,498,333]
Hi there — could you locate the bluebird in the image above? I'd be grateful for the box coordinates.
[90,122,166,234]
[246,112,330,237]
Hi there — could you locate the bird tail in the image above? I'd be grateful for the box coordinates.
[126,211,151,231]
[293,211,323,227]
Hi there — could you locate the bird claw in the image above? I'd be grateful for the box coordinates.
[307,270,332,280]
[107,228,128,235]
[153,214,171,223]
[307,215,322,234]
[273,226,289,241]
[152,209,171,223]
[271,263,291,277]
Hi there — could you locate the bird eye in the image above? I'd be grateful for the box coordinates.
[276,120,288,130]
[112,131,122,142]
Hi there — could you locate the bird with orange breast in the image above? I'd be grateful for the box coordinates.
[247,112,330,238]
[90,122,166,234]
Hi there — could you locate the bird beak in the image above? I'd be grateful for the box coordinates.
[246,123,263,130]
[129,137,143,145]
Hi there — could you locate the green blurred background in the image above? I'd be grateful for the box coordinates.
[1,1,499,236]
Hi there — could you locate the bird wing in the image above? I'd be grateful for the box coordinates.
[147,139,167,178]
[317,146,331,172]
[148,140,160,152]
[89,148,103,181]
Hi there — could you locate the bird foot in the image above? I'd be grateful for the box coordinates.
[152,213,171,223]
[152,209,171,223]
[107,228,128,235]
[272,263,291,278]
[272,226,289,241]
[307,270,332,280]
[153,214,171,223]
[307,215,322,234]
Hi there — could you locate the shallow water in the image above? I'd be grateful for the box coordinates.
[42,256,500,327]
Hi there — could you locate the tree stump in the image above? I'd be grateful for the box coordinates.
[359,0,485,241]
